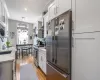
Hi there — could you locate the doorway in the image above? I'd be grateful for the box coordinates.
[17,23,29,44]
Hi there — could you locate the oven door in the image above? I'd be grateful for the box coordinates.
[33,47,39,67]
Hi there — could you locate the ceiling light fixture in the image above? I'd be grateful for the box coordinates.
[24,8,27,11]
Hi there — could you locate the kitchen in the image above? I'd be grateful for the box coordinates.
[0,0,100,80]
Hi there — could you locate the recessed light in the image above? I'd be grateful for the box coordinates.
[24,8,27,11]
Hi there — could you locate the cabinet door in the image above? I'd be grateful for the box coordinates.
[43,13,48,37]
[48,1,56,20]
[57,0,71,16]
[72,33,100,80]
[74,0,100,33]
[39,52,42,69]
[42,53,47,74]
[39,52,41,67]
[72,0,76,32]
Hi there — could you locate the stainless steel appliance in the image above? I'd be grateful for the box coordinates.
[46,10,72,80]
[33,46,39,67]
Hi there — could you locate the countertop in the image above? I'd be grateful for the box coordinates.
[0,47,16,62]
[39,47,46,52]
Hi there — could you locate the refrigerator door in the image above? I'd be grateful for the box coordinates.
[55,11,72,74]
[46,19,55,63]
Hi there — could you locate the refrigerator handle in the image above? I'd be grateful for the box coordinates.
[55,59,57,64]
[55,36,57,64]
[52,58,54,62]
[72,36,74,47]
[72,20,74,31]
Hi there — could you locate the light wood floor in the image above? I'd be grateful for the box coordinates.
[16,56,46,80]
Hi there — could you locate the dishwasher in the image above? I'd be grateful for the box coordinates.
[0,61,13,80]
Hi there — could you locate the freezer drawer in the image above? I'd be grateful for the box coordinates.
[47,63,70,80]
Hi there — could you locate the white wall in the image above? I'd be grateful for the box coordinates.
[8,19,33,47]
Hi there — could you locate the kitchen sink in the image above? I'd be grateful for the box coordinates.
[0,50,12,55]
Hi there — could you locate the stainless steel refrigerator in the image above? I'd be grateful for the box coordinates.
[46,10,72,80]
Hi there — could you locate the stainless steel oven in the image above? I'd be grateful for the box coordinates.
[33,46,39,67]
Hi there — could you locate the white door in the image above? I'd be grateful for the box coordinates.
[72,32,100,80]
[74,0,100,33]
[57,0,71,16]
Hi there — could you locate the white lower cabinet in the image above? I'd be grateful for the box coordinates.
[72,32,100,80]
[39,53,42,69]
[39,49,47,74]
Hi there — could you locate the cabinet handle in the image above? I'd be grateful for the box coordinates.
[55,59,57,64]
[41,56,42,61]
[72,21,74,31]
[54,7,55,15]
[54,7,56,15]
[72,37,74,47]
[56,6,58,14]
[52,58,54,62]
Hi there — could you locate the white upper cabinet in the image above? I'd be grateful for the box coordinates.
[0,0,8,27]
[48,1,56,20]
[72,0,76,32]
[43,12,48,38]
[48,0,71,21]
[57,0,71,16]
[72,0,100,33]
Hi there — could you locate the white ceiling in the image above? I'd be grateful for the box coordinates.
[5,0,52,23]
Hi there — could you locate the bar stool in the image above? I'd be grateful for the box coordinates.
[16,48,20,59]
[21,47,29,58]
[28,47,32,55]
